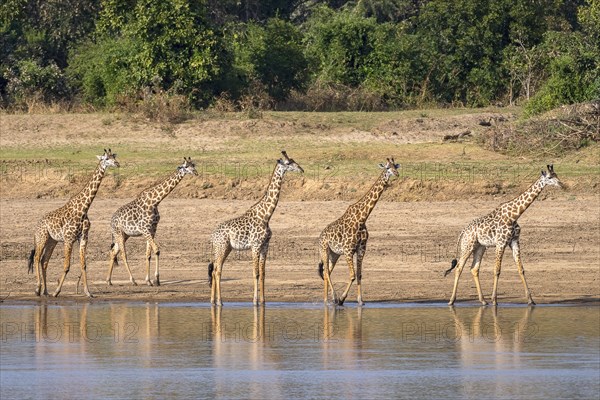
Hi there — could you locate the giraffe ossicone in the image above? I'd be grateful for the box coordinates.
[28,149,119,298]
[446,164,564,306]
[106,157,198,287]
[208,150,304,306]
[318,157,400,306]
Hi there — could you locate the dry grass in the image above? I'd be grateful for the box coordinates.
[479,101,600,157]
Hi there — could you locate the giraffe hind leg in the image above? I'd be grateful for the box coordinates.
[448,251,473,306]
[470,245,487,306]
[211,241,231,306]
[337,253,356,306]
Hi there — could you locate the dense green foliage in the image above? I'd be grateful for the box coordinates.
[1,0,598,112]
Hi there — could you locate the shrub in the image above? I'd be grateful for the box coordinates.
[4,59,69,108]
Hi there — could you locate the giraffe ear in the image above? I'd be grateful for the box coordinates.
[379,163,386,169]
[394,163,400,169]
[97,155,103,160]
[541,170,546,177]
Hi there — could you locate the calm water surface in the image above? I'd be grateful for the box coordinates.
[1,303,599,399]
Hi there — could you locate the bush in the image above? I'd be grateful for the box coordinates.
[67,37,140,106]
[4,59,69,108]
[525,31,600,116]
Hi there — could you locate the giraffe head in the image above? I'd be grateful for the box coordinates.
[278,150,304,173]
[178,157,198,176]
[540,164,565,189]
[96,149,120,168]
[378,157,400,184]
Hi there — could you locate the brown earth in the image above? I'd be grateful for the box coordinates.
[0,110,598,305]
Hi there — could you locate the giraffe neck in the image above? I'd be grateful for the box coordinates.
[251,164,286,222]
[139,168,186,206]
[501,177,545,221]
[68,161,107,216]
[346,171,388,225]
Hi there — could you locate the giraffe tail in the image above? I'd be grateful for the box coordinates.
[444,259,458,277]
[27,249,35,274]
[318,262,324,280]
[208,262,214,287]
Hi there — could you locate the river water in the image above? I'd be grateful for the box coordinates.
[1,303,598,399]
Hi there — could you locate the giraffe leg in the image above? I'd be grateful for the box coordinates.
[319,245,330,304]
[328,253,340,303]
[490,245,505,306]
[33,236,48,296]
[448,252,472,306]
[320,245,338,305]
[251,249,260,305]
[38,239,56,296]
[356,239,367,306]
[114,236,137,286]
[338,253,356,306]
[258,245,268,305]
[78,221,93,298]
[470,245,487,306]
[144,235,160,286]
[106,241,119,286]
[211,245,231,306]
[54,241,74,297]
[511,240,535,305]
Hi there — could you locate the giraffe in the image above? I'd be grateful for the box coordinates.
[106,157,197,287]
[27,149,119,298]
[208,151,304,306]
[318,158,400,306]
[445,164,564,306]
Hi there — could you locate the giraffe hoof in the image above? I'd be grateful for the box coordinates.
[528,300,536,306]
[131,280,138,286]
[146,280,153,287]
[106,280,113,286]
[480,300,488,306]
[35,288,41,296]
[447,301,455,306]
[357,301,365,307]
[154,279,160,286]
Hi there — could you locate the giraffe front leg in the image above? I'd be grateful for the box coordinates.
[144,240,153,286]
[258,246,268,305]
[511,240,535,305]
[355,236,368,306]
[144,236,160,286]
[251,249,260,305]
[54,242,74,297]
[491,245,505,306]
[338,254,356,306]
[470,245,487,306]
[78,226,93,298]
